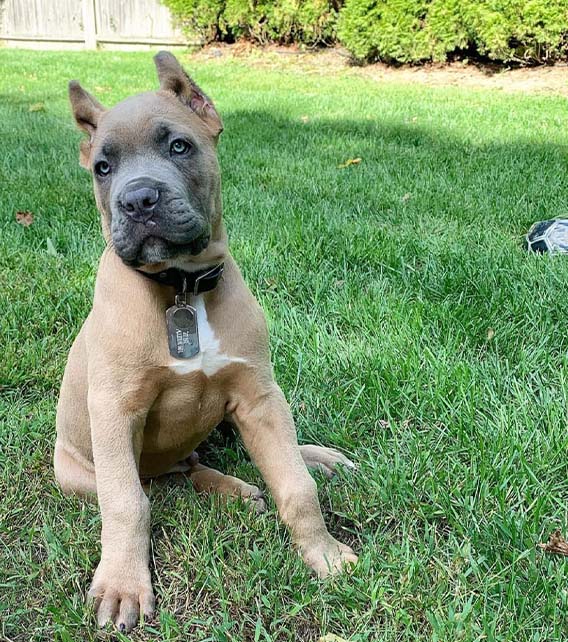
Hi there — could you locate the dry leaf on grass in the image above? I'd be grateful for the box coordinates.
[538,530,568,556]
[300,115,310,123]
[319,635,350,642]
[29,102,45,112]
[486,328,495,341]
[15,211,34,227]
[402,192,412,202]
[337,158,362,169]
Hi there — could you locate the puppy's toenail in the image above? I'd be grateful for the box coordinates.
[119,623,126,632]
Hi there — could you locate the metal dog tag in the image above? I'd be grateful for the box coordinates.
[166,295,200,359]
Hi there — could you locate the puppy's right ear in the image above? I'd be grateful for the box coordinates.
[68,81,105,169]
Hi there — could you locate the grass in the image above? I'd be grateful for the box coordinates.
[2,48,568,642]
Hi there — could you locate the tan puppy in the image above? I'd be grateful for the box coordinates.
[54,52,358,632]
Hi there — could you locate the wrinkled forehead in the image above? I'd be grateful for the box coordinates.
[93,91,212,155]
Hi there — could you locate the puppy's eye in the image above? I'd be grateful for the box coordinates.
[95,161,111,177]
[170,139,191,155]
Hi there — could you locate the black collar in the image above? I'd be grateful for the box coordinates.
[136,263,224,295]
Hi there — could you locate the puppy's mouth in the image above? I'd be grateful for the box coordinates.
[109,186,210,266]
[118,233,211,267]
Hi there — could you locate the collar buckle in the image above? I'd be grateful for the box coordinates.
[175,276,188,306]
[192,264,224,296]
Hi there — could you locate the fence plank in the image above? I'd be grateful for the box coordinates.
[1,0,83,39]
[82,0,97,48]
[95,0,182,41]
[0,0,186,46]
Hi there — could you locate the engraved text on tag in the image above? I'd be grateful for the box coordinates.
[166,303,200,359]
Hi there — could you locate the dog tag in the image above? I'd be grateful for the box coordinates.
[166,297,200,359]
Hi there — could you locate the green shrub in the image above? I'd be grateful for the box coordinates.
[163,0,228,43]
[426,0,469,61]
[225,0,339,45]
[463,0,568,63]
[336,0,433,63]
[337,0,568,63]
[163,0,339,45]
[162,0,568,64]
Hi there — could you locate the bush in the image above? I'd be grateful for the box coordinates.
[337,0,438,63]
[225,0,339,45]
[164,0,229,43]
[337,0,568,64]
[164,0,340,46]
[162,0,568,64]
[463,0,568,63]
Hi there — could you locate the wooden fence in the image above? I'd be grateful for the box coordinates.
[0,0,192,49]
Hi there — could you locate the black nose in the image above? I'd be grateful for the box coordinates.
[121,186,160,222]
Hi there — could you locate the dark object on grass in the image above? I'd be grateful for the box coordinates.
[526,219,568,253]
[538,530,568,556]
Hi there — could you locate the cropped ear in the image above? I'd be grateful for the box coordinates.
[154,51,223,139]
[68,81,105,169]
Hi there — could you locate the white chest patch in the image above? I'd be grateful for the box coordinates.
[168,295,246,377]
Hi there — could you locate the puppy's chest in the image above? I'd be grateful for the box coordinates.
[144,298,245,454]
[167,295,245,377]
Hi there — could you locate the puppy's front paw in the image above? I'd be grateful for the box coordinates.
[301,535,358,578]
[87,559,155,632]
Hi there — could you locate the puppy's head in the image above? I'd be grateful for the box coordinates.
[69,52,223,267]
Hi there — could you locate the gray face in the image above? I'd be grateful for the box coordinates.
[89,93,220,267]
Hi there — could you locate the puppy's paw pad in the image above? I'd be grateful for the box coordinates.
[302,537,358,578]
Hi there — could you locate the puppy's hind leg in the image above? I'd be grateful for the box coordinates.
[299,445,357,479]
[187,454,266,513]
[54,440,97,498]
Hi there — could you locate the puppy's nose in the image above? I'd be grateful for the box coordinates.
[121,187,160,222]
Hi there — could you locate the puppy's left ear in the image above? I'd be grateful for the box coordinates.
[154,51,223,139]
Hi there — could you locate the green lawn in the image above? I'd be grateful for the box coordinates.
[2,49,568,642]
